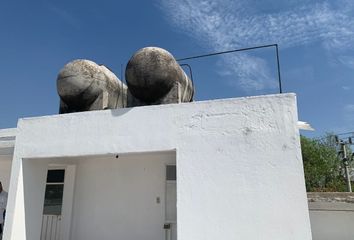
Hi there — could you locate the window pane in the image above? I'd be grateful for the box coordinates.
[166,182,177,221]
[46,169,65,183]
[43,184,64,215]
[166,165,176,180]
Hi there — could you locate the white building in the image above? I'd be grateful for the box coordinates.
[0,93,312,240]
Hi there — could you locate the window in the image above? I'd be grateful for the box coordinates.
[166,165,176,181]
[43,169,65,215]
[165,165,176,222]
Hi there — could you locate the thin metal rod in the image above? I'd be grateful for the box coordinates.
[179,63,195,101]
[176,44,276,61]
[176,43,282,94]
[275,44,282,93]
[342,143,352,192]
[336,132,354,136]
[121,63,123,81]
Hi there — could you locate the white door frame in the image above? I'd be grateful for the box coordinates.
[47,164,76,240]
[165,164,177,240]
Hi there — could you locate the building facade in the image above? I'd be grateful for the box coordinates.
[1,94,312,240]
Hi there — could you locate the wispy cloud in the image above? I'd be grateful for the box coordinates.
[46,3,81,29]
[342,86,351,91]
[343,104,354,122]
[344,104,354,111]
[159,0,354,91]
[332,103,354,132]
[338,56,354,70]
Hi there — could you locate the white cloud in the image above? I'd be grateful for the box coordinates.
[343,104,354,122]
[46,3,81,29]
[159,0,354,91]
[338,56,354,70]
[344,104,354,112]
[342,86,351,91]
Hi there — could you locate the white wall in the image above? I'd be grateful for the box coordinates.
[70,152,175,240]
[309,202,354,240]
[5,93,312,240]
[21,159,48,240]
[7,152,175,240]
[0,156,12,191]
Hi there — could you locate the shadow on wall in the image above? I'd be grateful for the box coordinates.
[109,107,133,118]
[22,158,48,240]
[0,158,12,191]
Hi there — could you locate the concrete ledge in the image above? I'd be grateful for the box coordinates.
[0,128,16,156]
[0,128,17,139]
[308,192,354,211]
[308,192,354,204]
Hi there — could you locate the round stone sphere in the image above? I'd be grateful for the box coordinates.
[57,59,119,108]
[125,47,188,103]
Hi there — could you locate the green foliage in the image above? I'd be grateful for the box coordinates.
[301,135,347,192]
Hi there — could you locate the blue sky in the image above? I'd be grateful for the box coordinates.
[1,0,354,138]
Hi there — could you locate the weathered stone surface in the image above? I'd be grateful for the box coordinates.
[125,47,194,104]
[57,59,127,113]
[57,47,195,112]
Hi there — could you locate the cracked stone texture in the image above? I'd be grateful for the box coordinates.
[57,59,127,113]
[125,47,193,104]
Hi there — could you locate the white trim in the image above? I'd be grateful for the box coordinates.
[45,165,76,240]
[0,128,17,138]
[165,164,177,224]
[61,165,75,240]
[0,128,16,155]
[0,140,15,147]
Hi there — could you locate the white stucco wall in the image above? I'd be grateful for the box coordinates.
[5,152,175,240]
[5,93,312,240]
[70,152,175,240]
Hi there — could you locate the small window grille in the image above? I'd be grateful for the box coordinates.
[166,165,176,181]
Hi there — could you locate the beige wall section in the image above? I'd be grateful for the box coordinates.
[0,127,16,192]
[0,156,12,191]
[22,158,48,240]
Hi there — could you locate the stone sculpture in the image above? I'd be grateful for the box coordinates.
[125,47,194,106]
[57,47,194,113]
[57,59,127,113]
